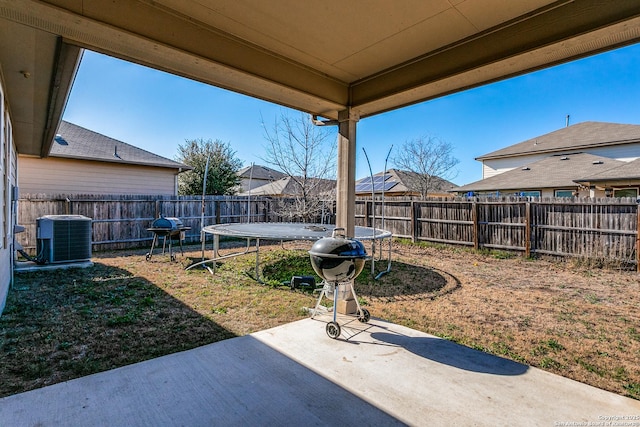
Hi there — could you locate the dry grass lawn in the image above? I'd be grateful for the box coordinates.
[1,239,638,400]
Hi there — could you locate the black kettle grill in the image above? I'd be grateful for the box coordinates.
[308,228,371,338]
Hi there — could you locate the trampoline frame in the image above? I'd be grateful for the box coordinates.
[185,222,392,282]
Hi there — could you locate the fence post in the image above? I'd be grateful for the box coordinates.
[525,201,531,258]
[154,200,160,218]
[215,199,221,224]
[411,201,419,243]
[472,200,479,250]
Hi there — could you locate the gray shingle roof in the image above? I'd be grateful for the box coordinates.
[455,153,625,192]
[237,164,286,180]
[574,157,640,183]
[477,122,640,160]
[51,121,190,170]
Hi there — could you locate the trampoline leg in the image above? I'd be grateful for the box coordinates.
[255,238,261,283]
[374,237,393,280]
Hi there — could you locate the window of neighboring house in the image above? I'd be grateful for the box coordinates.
[613,188,638,198]
[475,191,502,197]
[555,190,575,198]
[519,191,541,197]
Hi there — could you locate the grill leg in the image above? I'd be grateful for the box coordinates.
[311,285,326,319]
[146,235,158,261]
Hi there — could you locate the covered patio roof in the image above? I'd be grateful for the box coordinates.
[2,0,640,157]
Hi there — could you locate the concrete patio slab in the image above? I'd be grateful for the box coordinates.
[1,316,638,426]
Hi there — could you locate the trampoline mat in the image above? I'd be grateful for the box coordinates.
[202,222,391,241]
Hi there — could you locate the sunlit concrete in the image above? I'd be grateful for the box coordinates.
[1,317,638,426]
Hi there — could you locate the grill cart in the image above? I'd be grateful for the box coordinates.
[146,216,190,261]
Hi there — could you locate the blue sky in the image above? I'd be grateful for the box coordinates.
[63,43,640,186]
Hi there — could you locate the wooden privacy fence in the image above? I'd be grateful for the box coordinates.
[356,197,639,268]
[16,194,309,252]
[17,194,639,268]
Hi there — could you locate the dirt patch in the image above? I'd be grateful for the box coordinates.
[1,240,638,400]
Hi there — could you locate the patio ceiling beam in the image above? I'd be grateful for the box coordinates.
[350,0,640,117]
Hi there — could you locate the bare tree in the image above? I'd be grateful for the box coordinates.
[393,136,459,199]
[261,111,337,221]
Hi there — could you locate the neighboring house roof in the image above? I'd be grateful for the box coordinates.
[574,158,640,185]
[237,164,286,180]
[455,153,625,193]
[355,168,457,195]
[240,176,335,196]
[52,121,191,170]
[477,122,640,161]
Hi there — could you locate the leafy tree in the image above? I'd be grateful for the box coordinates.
[261,111,337,221]
[393,136,459,199]
[176,139,243,195]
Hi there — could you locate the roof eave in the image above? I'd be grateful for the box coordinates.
[477,138,640,161]
[49,154,192,170]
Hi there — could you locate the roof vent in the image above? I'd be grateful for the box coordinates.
[521,167,530,171]
[54,134,68,145]
[592,160,603,165]
[560,156,569,160]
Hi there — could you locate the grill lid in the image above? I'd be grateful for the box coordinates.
[308,228,367,259]
[308,235,367,259]
[150,216,183,230]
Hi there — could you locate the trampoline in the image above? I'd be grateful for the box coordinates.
[186,222,392,281]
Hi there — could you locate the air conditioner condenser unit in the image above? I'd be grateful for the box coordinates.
[36,215,92,264]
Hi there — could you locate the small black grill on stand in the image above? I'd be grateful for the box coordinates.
[308,228,371,339]
[146,216,190,261]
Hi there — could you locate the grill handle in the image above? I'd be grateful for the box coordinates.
[332,227,346,238]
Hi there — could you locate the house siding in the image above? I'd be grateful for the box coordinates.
[481,142,640,179]
[585,144,640,162]
[18,157,178,196]
[0,73,18,315]
[482,154,548,178]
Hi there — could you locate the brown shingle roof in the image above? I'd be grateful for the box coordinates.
[456,153,625,192]
[355,168,457,195]
[477,122,640,160]
[52,121,190,170]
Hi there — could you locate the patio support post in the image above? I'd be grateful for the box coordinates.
[336,108,359,238]
[335,108,359,315]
